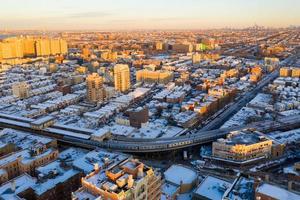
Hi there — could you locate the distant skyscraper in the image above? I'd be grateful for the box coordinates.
[114,64,131,92]
[0,38,24,59]
[0,37,67,62]
[0,43,2,61]
[86,73,104,103]
[35,39,51,56]
[59,39,68,54]
[22,37,35,56]
[22,37,36,56]
[50,39,61,55]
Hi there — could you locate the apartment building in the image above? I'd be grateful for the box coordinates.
[136,69,173,84]
[73,158,162,200]
[86,73,104,103]
[114,64,131,92]
[0,145,58,183]
[212,130,273,163]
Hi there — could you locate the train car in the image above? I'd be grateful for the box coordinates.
[52,123,93,135]
[0,113,33,123]
[46,127,90,140]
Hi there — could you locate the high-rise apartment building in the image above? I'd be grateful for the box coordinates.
[59,39,68,54]
[86,73,104,103]
[12,82,30,99]
[23,37,36,56]
[0,37,68,62]
[114,64,131,92]
[35,39,51,56]
[0,43,2,61]
[0,38,24,59]
[50,39,61,55]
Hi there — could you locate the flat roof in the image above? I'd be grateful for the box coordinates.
[256,183,300,200]
[0,174,37,200]
[30,115,54,126]
[194,176,231,200]
[164,164,197,185]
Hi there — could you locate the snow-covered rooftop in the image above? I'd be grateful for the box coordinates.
[193,176,231,200]
[256,183,300,200]
[0,128,53,150]
[0,174,37,200]
[164,165,197,186]
[73,149,129,174]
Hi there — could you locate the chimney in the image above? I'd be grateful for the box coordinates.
[254,177,261,190]
[264,174,269,182]
[137,166,144,178]
[127,175,134,189]
[11,180,16,192]
[288,181,293,191]
[94,163,99,172]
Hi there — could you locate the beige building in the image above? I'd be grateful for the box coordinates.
[291,68,300,77]
[136,69,173,84]
[164,164,198,194]
[208,86,230,97]
[36,38,67,56]
[192,53,220,64]
[0,143,16,157]
[86,73,104,103]
[50,39,61,55]
[73,158,162,200]
[0,145,58,184]
[192,53,202,64]
[220,69,239,78]
[114,64,131,92]
[279,67,300,78]
[101,51,118,61]
[0,38,24,59]
[23,37,36,56]
[59,39,68,54]
[212,130,273,163]
[0,43,2,61]
[35,39,51,56]
[155,42,163,50]
[280,67,291,77]
[0,37,67,62]
[12,82,30,99]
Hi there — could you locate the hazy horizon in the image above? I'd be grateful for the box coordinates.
[1,0,299,30]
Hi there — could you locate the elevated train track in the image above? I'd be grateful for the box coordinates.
[0,113,299,153]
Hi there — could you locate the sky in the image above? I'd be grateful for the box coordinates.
[0,0,299,30]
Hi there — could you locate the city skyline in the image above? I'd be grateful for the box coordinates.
[1,1,300,200]
[1,0,300,30]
